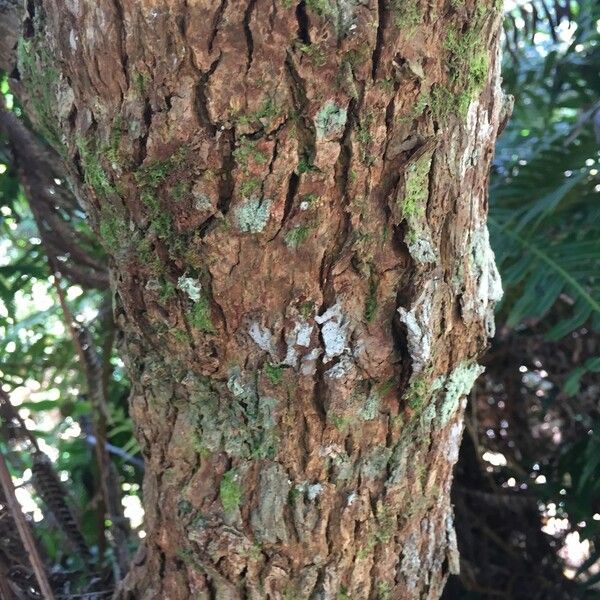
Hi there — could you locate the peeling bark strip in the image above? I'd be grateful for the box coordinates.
[9,0,506,597]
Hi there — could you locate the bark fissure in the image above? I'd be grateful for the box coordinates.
[195,56,221,136]
[371,0,387,80]
[295,1,311,45]
[208,0,228,54]
[243,0,258,73]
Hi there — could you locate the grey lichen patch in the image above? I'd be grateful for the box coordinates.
[283,319,314,367]
[436,362,485,427]
[315,101,348,140]
[234,197,271,233]
[193,192,212,211]
[315,303,350,361]
[359,388,379,420]
[307,483,323,501]
[293,481,324,503]
[400,151,437,264]
[386,433,414,490]
[445,512,461,574]
[397,284,435,376]
[320,445,354,481]
[177,275,201,302]
[324,354,355,380]
[182,370,278,459]
[399,533,421,591]
[289,481,325,544]
[248,321,277,356]
[461,225,503,336]
[251,464,290,544]
[300,348,323,376]
[445,421,463,464]
[361,447,392,479]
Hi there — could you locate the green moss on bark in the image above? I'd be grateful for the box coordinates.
[219,469,242,514]
[189,297,215,333]
[77,137,116,198]
[17,37,63,150]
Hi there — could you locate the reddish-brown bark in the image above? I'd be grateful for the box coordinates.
[7,0,507,597]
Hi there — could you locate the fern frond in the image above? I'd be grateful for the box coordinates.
[31,452,90,559]
[489,216,600,337]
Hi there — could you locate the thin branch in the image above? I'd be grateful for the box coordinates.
[49,264,130,580]
[0,448,56,600]
[0,107,109,291]
[84,435,144,470]
[0,388,40,451]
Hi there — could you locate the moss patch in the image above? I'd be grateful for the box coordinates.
[392,0,420,33]
[357,113,375,165]
[405,376,429,411]
[220,469,242,514]
[285,225,311,249]
[441,27,490,117]
[264,363,284,385]
[17,37,63,150]
[135,147,189,188]
[133,71,150,95]
[300,300,315,319]
[239,177,262,198]
[233,138,268,172]
[189,296,215,333]
[132,147,190,248]
[401,150,437,264]
[298,42,327,67]
[235,97,281,129]
[403,153,430,219]
[77,137,115,198]
[98,205,127,251]
[171,180,191,202]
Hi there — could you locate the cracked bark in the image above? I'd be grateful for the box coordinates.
[5,0,506,597]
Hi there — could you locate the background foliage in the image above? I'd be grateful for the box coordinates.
[445,1,600,597]
[0,1,599,598]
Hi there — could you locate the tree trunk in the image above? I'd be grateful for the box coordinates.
[8,0,506,597]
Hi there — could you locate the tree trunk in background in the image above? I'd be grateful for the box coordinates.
[8,0,507,596]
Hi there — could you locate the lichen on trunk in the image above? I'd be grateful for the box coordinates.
[9,0,506,597]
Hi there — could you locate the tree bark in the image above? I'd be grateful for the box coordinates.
[7,0,507,597]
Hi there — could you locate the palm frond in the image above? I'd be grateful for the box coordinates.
[490,0,600,338]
